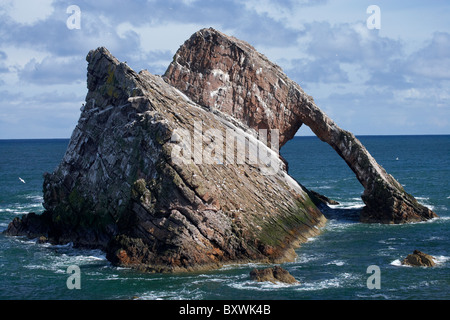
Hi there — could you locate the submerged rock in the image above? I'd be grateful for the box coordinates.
[250,266,299,284]
[164,27,438,224]
[401,250,436,267]
[306,190,340,207]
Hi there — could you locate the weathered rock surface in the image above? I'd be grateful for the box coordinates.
[164,28,438,224]
[3,28,439,273]
[401,250,436,267]
[250,266,299,284]
[5,46,326,272]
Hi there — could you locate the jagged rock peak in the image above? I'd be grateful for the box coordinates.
[5,41,327,273]
[164,27,310,148]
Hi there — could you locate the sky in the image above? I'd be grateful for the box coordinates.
[0,0,449,139]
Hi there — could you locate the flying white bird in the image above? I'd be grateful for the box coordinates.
[19,177,26,184]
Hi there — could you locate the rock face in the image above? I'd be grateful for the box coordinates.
[401,250,436,267]
[164,28,438,224]
[3,28,438,273]
[5,46,326,272]
[250,266,299,284]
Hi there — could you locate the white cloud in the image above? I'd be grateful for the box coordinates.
[116,22,207,53]
[19,55,85,85]
[241,0,293,22]
[406,32,450,80]
[2,0,54,25]
[0,45,48,68]
[0,88,84,139]
[180,0,199,5]
[0,45,49,84]
[0,0,448,137]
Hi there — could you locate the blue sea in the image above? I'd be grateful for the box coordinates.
[0,136,449,300]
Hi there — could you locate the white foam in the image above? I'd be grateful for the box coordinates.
[378,237,402,245]
[426,236,445,241]
[132,292,163,300]
[390,259,407,267]
[13,238,36,246]
[325,260,345,266]
[190,277,228,285]
[138,288,204,300]
[98,274,120,281]
[295,254,321,264]
[434,255,450,265]
[25,195,43,202]
[416,197,435,211]
[295,273,357,291]
[328,201,365,210]
[313,185,332,190]
[296,279,340,291]
[356,293,392,299]
[228,279,299,291]
[23,246,107,274]
[114,266,133,271]
[0,201,44,215]
[324,220,353,232]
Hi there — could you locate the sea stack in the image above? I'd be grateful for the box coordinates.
[4,28,438,272]
[6,45,326,272]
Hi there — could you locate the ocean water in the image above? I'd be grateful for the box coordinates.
[0,136,448,300]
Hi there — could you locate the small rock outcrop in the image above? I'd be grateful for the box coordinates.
[306,190,339,207]
[401,250,436,267]
[250,266,299,284]
[6,212,51,239]
[164,28,438,224]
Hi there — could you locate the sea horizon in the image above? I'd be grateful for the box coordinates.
[1,133,449,142]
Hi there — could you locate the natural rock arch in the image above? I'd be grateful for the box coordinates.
[4,29,438,274]
[164,28,437,224]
